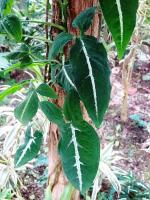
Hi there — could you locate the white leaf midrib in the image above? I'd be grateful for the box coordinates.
[116,0,123,46]
[62,56,77,91]
[70,125,82,191]
[16,137,35,166]
[20,92,34,122]
[63,67,77,91]
[80,39,98,118]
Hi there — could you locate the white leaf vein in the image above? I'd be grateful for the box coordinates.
[70,125,82,191]
[116,0,123,46]
[62,56,77,91]
[16,137,35,166]
[80,39,98,118]
[20,92,34,122]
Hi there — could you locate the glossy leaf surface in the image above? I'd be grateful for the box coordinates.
[59,121,100,193]
[100,0,139,58]
[63,36,111,127]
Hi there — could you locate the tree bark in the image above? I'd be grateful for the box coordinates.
[48,1,101,200]
[67,0,101,38]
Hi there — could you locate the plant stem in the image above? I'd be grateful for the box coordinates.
[21,20,65,31]
[44,0,50,83]
[23,34,52,43]
[34,59,60,64]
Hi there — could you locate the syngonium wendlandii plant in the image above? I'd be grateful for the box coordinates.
[0,0,139,194]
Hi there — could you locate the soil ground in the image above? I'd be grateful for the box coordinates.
[103,54,150,184]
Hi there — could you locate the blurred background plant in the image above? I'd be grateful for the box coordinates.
[0,83,49,199]
[97,172,150,200]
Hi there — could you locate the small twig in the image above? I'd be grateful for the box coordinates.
[21,20,65,31]
[121,47,136,123]
[23,34,52,43]
[44,0,50,83]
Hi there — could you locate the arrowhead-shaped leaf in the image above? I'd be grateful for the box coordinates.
[2,14,22,42]
[14,91,39,125]
[14,126,43,167]
[58,121,100,193]
[63,36,111,127]
[72,7,97,33]
[19,55,33,68]
[99,0,139,58]
[36,83,57,99]
[49,32,73,60]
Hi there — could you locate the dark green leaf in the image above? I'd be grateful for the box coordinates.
[56,63,73,92]
[2,14,22,42]
[63,90,83,122]
[6,44,29,61]
[72,7,96,33]
[99,0,139,58]
[36,83,57,99]
[14,91,39,125]
[49,32,73,59]
[40,101,64,127]
[0,81,29,101]
[20,55,33,67]
[56,63,74,92]
[14,126,43,167]
[58,120,100,193]
[64,36,111,127]
[30,45,44,60]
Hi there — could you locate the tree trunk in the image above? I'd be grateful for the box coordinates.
[67,0,101,38]
[48,1,101,200]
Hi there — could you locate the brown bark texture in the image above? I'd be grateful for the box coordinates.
[48,1,100,199]
[67,0,100,38]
